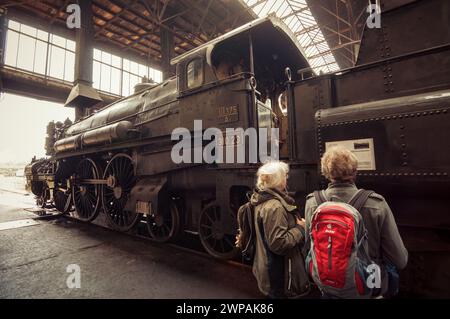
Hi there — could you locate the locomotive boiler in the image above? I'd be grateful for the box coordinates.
[25,0,450,297]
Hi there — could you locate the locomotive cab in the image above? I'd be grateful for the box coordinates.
[172,15,309,161]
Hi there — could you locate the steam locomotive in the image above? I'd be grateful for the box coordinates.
[25,0,450,297]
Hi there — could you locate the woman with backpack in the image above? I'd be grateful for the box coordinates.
[238,161,310,298]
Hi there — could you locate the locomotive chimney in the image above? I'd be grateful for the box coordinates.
[64,0,102,120]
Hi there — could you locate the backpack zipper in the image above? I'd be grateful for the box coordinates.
[288,258,292,291]
[315,219,348,230]
[328,236,332,270]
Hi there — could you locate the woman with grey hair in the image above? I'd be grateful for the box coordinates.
[245,161,310,298]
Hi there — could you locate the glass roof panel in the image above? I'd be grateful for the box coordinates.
[241,0,340,74]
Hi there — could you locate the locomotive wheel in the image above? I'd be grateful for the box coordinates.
[53,189,72,214]
[36,183,50,208]
[198,202,239,259]
[102,154,140,232]
[72,158,102,222]
[147,198,181,243]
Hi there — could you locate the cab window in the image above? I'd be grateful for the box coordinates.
[187,58,203,89]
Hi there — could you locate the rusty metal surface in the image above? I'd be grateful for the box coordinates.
[357,0,450,66]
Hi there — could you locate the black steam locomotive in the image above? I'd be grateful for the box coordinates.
[26,0,450,297]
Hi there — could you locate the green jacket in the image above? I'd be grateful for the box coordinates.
[251,188,310,298]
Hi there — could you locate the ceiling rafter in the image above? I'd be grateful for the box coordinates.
[2,0,256,67]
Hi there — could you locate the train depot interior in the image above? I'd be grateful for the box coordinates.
[0,0,449,301]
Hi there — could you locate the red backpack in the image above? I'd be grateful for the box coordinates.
[305,189,375,298]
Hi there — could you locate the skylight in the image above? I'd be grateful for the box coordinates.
[240,0,340,74]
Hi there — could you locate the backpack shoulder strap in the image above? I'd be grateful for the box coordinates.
[313,190,327,206]
[348,189,375,212]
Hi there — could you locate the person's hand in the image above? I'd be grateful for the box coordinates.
[235,233,241,248]
[296,217,306,229]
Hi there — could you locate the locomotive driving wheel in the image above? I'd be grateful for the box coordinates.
[198,202,239,259]
[36,182,50,208]
[72,158,102,222]
[53,188,72,214]
[102,154,140,232]
[147,198,181,243]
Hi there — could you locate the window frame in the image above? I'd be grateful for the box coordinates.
[186,57,204,90]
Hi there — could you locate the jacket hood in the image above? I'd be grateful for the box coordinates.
[250,188,297,212]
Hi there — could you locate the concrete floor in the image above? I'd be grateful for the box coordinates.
[0,186,262,299]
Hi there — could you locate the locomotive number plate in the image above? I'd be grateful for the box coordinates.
[218,105,239,123]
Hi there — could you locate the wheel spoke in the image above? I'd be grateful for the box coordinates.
[204,212,215,224]
[224,236,234,248]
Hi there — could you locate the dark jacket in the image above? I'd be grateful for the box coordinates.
[251,188,310,298]
[304,182,408,296]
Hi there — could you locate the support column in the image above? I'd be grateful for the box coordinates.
[160,27,175,80]
[0,7,7,67]
[65,0,102,120]
[0,8,6,96]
